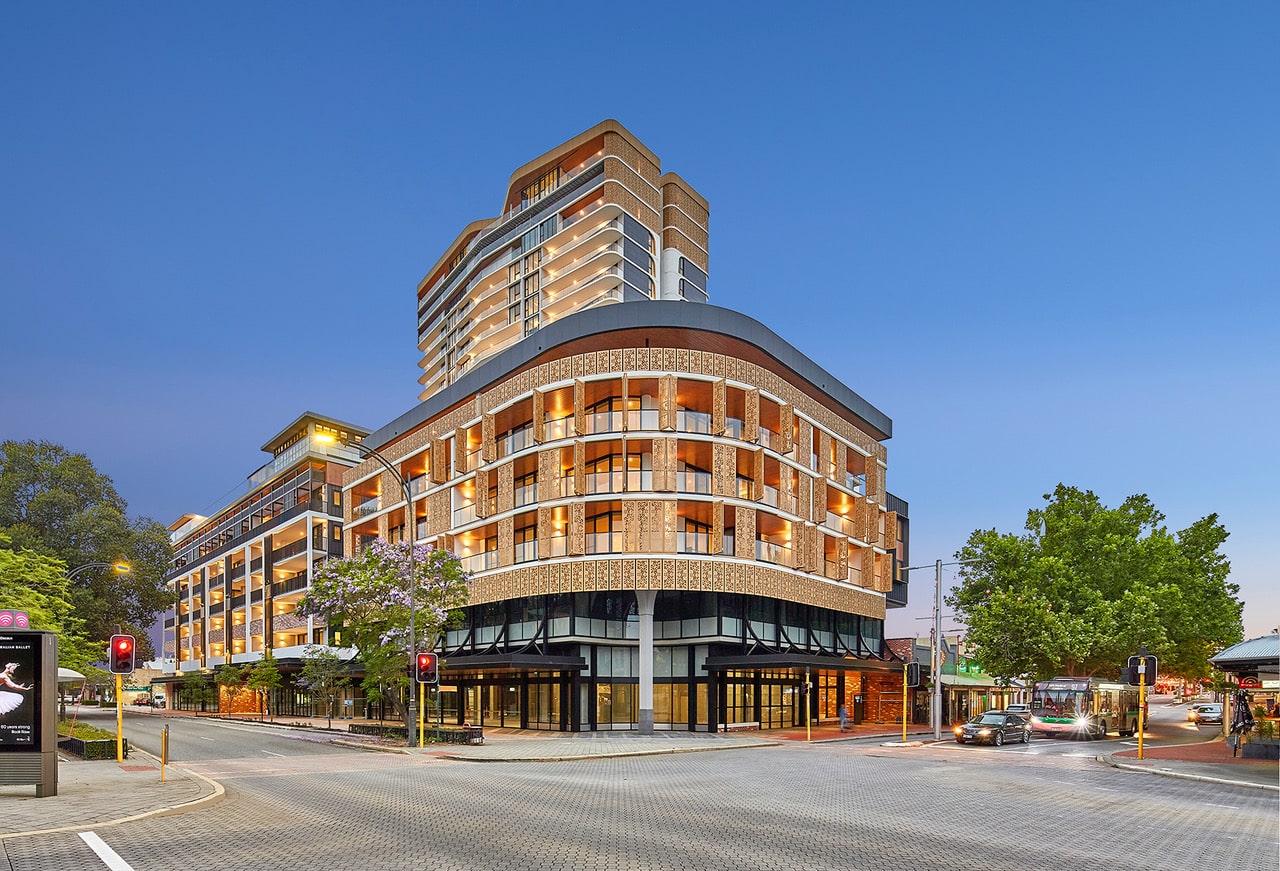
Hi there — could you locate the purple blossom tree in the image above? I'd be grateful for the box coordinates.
[297,539,470,726]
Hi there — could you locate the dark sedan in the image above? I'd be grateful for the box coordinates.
[954,711,1031,746]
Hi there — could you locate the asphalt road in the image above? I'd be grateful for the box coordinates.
[73,707,355,762]
[8,710,1277,871]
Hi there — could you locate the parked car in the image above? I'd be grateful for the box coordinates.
[1005,703,1032,721]
[153,692,166,709]
[1187,703,1214,722]
[1194,703,1223,725]
[954,711,1031,746]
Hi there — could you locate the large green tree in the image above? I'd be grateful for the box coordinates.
[947,484,1242,684]
[0,440,172,656]
[297,539,469,727]
[0,532,98,671]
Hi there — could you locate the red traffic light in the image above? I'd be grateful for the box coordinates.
[109,634,136,674]
[415,652,438,684]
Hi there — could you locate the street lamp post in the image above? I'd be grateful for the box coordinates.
[67,561,131,581]
[323,437,419,747]
[900,557,980,740]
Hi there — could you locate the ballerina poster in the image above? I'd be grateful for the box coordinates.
[0,635,37,747]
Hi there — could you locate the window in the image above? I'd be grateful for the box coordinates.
[515,521,537,564]
[679,519,711,554]
[585,510,622,554]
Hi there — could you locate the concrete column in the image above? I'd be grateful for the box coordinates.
[637,590,657,734]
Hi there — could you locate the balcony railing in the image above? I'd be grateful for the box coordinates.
[676,410,712,434]
[460,551,498,573]
[625,409,659,431]
[756,540,792,566]
[677,531,711,555]
[354,495,381,518]
[584,471,624,495]
[677,471,712,495]
[514,540,538,563]
[544,416,575,441]
[514,482,538,507]
[497,427,534,458]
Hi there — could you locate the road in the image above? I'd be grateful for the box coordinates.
[6,703,1276,871]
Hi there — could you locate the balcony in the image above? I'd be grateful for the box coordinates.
[756,539,792,566]
[544,416,575,441]
[497,427,534,458]
[354,495,381,518]
[677,531,711,555]
[514,540,538,563]
[584,471,624,495]
[514,482,538,508]
[460,551,499,573]
[676,471,712,495]
[677,409,712,435]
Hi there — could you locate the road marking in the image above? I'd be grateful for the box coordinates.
[79,831,135,871]
[1205,803,1240,810]
[261,750,286,757]
[200,736,214,741]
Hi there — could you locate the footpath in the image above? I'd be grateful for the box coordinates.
[3,708,1274,840]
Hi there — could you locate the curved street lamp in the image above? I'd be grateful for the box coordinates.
[316,434,419,746]
[67,561,132,581]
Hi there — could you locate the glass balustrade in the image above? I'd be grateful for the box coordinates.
[677,471,712,495]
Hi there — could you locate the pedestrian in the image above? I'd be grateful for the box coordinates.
[838,703,848,732]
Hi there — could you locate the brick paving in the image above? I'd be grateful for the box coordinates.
[4,733,1275,871]
[3,711,1274,871]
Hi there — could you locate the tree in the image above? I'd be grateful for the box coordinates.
[0,532,99,672]
[181,671,215,712]
[947,484,1243,684]
[215,663,249,716]
[297,645,352,728]
[297,539,469,729]
[247,651,282,722]
[0,440,172,655]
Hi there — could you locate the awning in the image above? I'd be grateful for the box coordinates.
[58,667,86,682]
[940,673,1006,688]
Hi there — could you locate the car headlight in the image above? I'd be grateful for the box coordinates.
[953,726,963,735]
[978,729,992,735]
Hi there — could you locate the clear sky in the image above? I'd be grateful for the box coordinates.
[2,3,1275,642]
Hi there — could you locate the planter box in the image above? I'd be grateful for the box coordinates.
[1241,738,1279,761]
[59,736,129,760]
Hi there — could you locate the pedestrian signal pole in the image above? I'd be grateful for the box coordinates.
[902,663,909,743]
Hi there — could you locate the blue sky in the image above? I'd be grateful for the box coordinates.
[2,3,1275,641]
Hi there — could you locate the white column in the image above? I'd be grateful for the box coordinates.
[637,590,657,734]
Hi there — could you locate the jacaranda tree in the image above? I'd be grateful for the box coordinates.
[296,539,470,727]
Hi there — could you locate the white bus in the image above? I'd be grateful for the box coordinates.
[1030,677,1142,739]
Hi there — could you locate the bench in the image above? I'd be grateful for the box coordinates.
[720,721,760,733]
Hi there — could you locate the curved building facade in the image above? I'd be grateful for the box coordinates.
[340,302,909,733]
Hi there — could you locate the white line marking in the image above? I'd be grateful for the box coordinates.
[1205,803,1240,810]
[79,831,135,871]
[200,736,214,741]
[261,750,286,757]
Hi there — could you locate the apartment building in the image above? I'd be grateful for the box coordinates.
[339,120,910,733]
[415,119,709,399]
[157,413,368,711]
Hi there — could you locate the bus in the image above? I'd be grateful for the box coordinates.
[1029,677,1142,739]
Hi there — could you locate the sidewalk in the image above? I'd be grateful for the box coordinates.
[1101,736,1279,791]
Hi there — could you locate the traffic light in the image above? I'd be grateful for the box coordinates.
[1126,654,1158,685]
[415,651,438,684]
[108,634,136,674]
[905,662,921,688]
